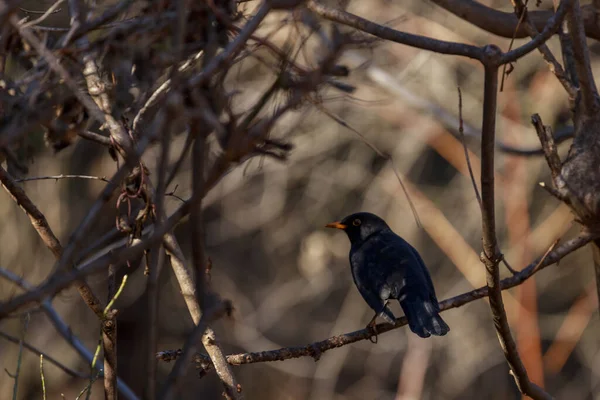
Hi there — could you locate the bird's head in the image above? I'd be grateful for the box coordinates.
[325,212,390,244]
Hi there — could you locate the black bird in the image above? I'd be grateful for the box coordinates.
[326,212,449,338]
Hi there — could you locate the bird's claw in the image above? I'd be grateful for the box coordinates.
[367,319,379,344]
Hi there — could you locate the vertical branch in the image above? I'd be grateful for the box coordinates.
[11,314,30,400]
[40,354,46,400]
[103,263,118,400]
[479,46,552,400]
[146,107,171,399]
[102,275,128,400]
[566,0,599,113]
[145,248,164,400]
[163,237,202,324]
[0,267,138,399]
[512,0,577,100]
[160,128,241,399]
[191,133,207,311]
[592,242,600,314]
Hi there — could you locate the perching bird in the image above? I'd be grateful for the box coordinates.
[326,212,449,338]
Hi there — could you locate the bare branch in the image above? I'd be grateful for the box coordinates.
[159,300,234,400]
[458,87,481,207]
[6,12,134,158]
[498,126,574,156]
[15,174,111,183]
[157,231,593,370]
[307,0,483,60]
[191,135,207,311]
[0,268,139,400]
[512,0,577,99]
[500,0,573,65]
[0,165,105,318]
[102,270,118,400]
[188,2,271,87]
[0,330,87,379]
[21,0,65,28]
[591,242,600,326]
[479,47,552,400]
[0,166,64,260]
[566,0,600,113]
[430,0,600,40]
[163,229,243,399]
[78,130,111,146]
[531,114,563,183]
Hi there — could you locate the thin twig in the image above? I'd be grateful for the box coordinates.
[0,267,139,399]
[307,0,483,60]
[191,134,207,311]
[15,174,111,183]
[0,165,105,318]
[145,107,172,400]
[0,330,87,378]
[457,87,481,207]
[40,355,46,400]
[11,314,30,400]
[512,0,577,99]
[531,114,563,184]
[500,0,573,65]
[102,274,128,400]
[6,12,135,157]
[79,130,112,146]
[500,0,529,92]
[22,0,65,28]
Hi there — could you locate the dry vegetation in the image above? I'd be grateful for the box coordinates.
[1,0,600,399]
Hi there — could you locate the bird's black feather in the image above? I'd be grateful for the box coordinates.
[333,212,449,338]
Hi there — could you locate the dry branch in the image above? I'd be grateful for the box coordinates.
[0,330,87,379]
[157,230,593,372]
[0,267,139,400]
[307,0,483,60]
[566,0,600,113]
[512,0,577,99]
[479,47,552,400]
[0,165,105,318]
[430,0,600,40]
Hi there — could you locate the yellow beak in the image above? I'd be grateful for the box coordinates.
[325,221,347,230]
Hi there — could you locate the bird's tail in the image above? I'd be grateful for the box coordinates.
[401,299,449,338]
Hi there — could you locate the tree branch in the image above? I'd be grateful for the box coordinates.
[157,230,593,371]
[531,114,564,185]
[307,0,483,60]
[512,0,577,99]
[158,300,234,400]
[566,0,600,113]
[0,330,87,379]
[479,47,552,400]
[0,165,105,319]
[0,266,139,400]
[500,0,572,65]
[430,0,600,40]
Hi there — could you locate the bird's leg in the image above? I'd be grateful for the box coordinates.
[367,313,379,344]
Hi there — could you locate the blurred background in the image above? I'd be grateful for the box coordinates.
[1,0,599,399]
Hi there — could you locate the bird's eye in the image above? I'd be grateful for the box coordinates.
[352,219,361,226]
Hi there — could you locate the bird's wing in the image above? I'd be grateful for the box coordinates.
[406,244,441,308]
[349,242,391,315]
[373,232,438,305]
